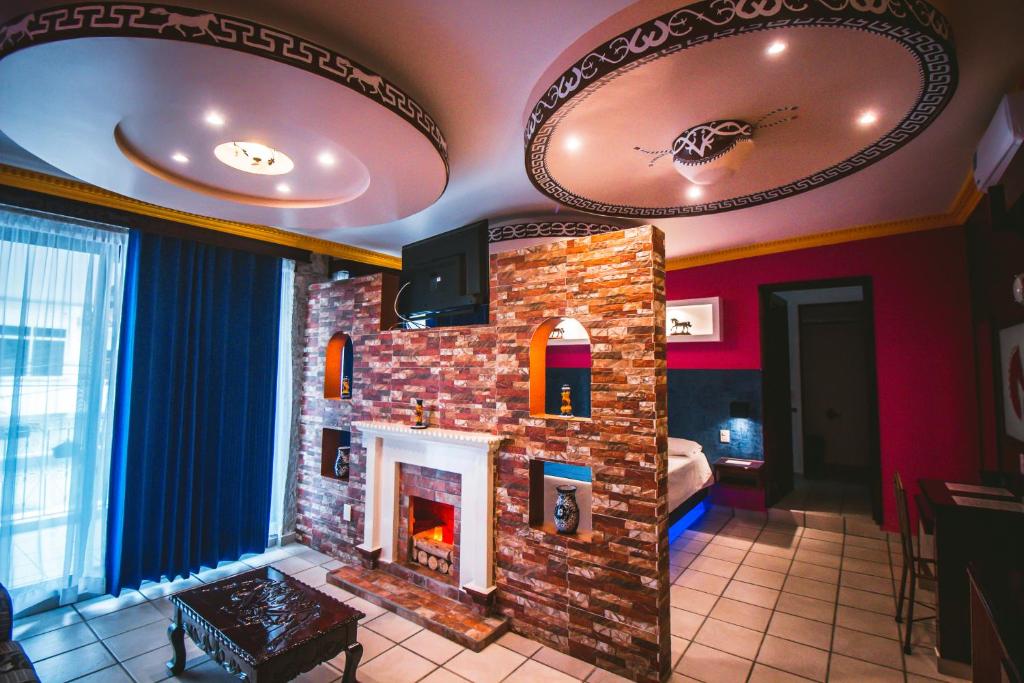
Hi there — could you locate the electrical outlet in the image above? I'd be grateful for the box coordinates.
[343,504,352,522]
[719,429,731,444]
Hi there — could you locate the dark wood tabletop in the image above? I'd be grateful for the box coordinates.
[167,565,364,682]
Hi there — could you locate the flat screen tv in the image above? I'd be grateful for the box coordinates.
[398,220,488,325]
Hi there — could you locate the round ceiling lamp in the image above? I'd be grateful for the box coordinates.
[524,0,957,218]
[0,3,449,229]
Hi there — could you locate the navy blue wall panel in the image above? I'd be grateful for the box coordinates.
[668,369,763,462]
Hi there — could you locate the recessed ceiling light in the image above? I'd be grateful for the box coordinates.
[171,152,189,164]
[204,111,226,127]
[686,186,703,200]
[857,110,879,127]
[317,151,336,167]
[565,135,582,153]
[276,182,291,194]
[766,40,787,56]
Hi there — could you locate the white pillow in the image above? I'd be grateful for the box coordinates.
[668,437,703,457]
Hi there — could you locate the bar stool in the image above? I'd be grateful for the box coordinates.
[893,472,936,655]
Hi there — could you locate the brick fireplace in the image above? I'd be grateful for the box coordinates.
[399,466,461,584]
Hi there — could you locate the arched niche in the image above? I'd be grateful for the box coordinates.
[324,332,354,400]
[529,317,592,419]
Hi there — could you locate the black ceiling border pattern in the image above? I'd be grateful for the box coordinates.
[487,221,629,244]
[0,2,448,176]
[523,0,957,218]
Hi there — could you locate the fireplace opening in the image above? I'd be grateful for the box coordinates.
[409,496,455,577]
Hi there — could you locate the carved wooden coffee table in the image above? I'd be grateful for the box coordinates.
[167,565,364,682]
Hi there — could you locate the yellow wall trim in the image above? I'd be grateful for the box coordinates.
[666,171,984,271]
[0,164,402,269]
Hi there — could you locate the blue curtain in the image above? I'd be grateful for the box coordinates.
[106,232,282,594]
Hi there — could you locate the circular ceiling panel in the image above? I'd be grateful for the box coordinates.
[0,4,449,229]
[524,0,957,218]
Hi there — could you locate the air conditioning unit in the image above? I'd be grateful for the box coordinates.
[974,92,1024,191]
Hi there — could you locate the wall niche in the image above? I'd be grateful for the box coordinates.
[324,332,354,400]
[529,317,592,419]
[528,459,593,541]
[321,428,351,481]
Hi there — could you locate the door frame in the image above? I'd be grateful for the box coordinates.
[758,276,884,524]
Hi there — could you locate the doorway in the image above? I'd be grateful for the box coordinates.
[760,278,883,525]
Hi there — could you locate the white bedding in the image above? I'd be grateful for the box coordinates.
[668,438,714,512]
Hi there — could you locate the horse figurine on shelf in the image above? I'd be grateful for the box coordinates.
[670,318,693,335]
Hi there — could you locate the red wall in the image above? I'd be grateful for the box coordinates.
[546,344,592,368]
[667,227,981,529]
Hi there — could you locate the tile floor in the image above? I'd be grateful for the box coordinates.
[773,476,873,519]
[14,509,961,683]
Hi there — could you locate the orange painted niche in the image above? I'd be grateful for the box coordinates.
[529,317,592,420]
[324,332,354,400]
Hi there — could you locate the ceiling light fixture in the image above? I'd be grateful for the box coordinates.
[317,151,337,167]
[171,152,189,164]
[686,186,703,200]
[213,141,295,175]
[565,135,582,152]
[766,40,787,56]
[857,110,878,127]
[276,182,291,194]
[204,110,226,127]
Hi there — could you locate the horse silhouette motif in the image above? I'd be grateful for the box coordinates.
[670,318,692,335]
[336,56,383,95]
[0,13,35,49]
[151,8,221,42]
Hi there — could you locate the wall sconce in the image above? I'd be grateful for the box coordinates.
[729,401,751,419]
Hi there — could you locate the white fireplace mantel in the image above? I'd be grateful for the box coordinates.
[353,420,505,596]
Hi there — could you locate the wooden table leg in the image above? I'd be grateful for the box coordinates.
[341,641,363,683]
[166,606,186,676]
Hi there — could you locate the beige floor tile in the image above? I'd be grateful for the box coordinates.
[700,543,747,563]
[669,563,685,583]
[788,561,839,584]
[496,631,542,657]
[675,642,752,683]
[710,535,755,551]
[709,597,771,632]
[767,508,805,527]
[103,619,173,661]
[72,664,134,683]
[828,653,903,682]
[766,612,831,650]
[755,532,800,550]
[839,570,894,595]
[292,547,335,566]
[679,530,715,544]
[149,596,176,619]
[733,565,785,590]
[670,549,698,569]
[750,542,798,559]
[505,659,576,682]
[421,669,471,683]
[837,586,895,616]
[365,611,422,642]
[316,582,356,604]
[748,663,814,683]
[671,636,689,667]
[20,621,97,662]
[801,528,844,544]
[192,561,251,584]
[588,666,633,683]
[742,552,792,574]
[798,538,843,556]
[719,523,761,540]
[842,557,892,579]
[755,635,828,682]
[292,565,329,588]
[401,628,464,665]
[184,659,244,680]
[121,642,208,682]
[783,575,837,602]
[321,560,344,571]
[843,545,890,564]
[293,662,343,683]
[793,549,842,569]
[670,585,718,615]
[358,645,436,683]
[804,513,844,533]
[344,596,387,623]
[74,590,148,620]
[835,605,900,640]
[329,628,393,667]
[688,556,739,579]
[673,539,707,557]
[138,576,203,601]
[722,580,780,609]
[844,535,887,550]
[676,569,729,595]
[774,592,835,624]
[445,643,526,683]
[904,645,970,683]
[13,606,82,640]
[32,642,117,683]
[88,602,166,639]
[694,618,763,660]
[670,607,705,639]
[533,645,596,679]
[831,626,903,670]
[270,556,316,576]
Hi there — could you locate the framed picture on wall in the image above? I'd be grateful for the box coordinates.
[667,297,721,342]
[999,321,1024,441]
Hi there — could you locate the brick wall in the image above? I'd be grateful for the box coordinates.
[295,226,670,682]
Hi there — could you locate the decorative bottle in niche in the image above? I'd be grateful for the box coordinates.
[560,384,573,416]
[553,484,580,534]
[333,446,350,479]
[341,375,351,398]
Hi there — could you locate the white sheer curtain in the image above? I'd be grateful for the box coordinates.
[0,204,128,614]
[268,259,294,545]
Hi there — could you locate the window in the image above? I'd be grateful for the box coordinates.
[1,326,66,376]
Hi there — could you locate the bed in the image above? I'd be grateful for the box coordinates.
[668,437,714,521]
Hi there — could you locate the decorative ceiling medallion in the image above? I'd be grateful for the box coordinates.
[213,142,294,176]
[488,221,628,243]
[524,0,957,218]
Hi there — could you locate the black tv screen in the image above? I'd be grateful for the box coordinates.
[399,220,488,320]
